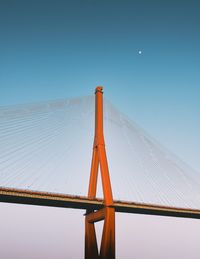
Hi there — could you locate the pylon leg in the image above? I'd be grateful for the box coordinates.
[88,147,99,199]
[85,217,99,259]
[98,145,113,206]
[100,208,115,259]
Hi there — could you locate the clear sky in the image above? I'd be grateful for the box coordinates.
[0,0,200,258]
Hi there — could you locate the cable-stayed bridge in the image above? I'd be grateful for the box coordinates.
[1,87,200,258]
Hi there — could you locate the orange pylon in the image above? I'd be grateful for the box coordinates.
[85,87,115,259]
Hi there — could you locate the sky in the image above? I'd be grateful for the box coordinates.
[0,0,200,258]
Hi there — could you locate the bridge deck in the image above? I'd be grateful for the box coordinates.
[1,187,200,219]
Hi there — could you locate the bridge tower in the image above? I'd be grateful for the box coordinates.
[85,87,115,259]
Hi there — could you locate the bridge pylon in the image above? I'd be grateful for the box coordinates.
[85,87,115,259]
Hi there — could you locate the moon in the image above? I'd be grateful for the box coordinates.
[138,50,142,54]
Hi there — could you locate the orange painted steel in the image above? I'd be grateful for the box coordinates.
[88,86,113,206]
[85,87,115,259]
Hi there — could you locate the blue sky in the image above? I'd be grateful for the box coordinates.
[0,1,200,258]
[0,0,200,171]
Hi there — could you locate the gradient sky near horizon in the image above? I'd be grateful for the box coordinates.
[0,0,200,258]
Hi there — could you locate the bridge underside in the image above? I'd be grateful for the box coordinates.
[1,187,200,219]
